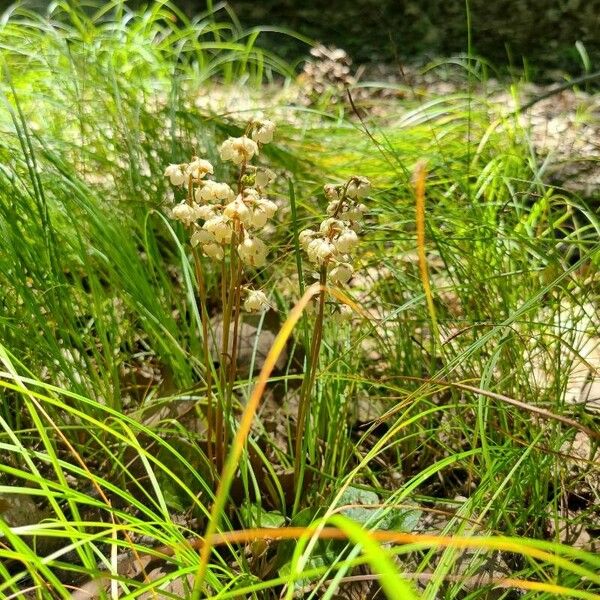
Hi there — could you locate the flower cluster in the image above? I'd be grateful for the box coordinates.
[164,119,278,312]
[299,176,370,285]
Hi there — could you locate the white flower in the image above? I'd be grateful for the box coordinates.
[238,235,267,267]
[307,238,335,265]
[255,168,275,188]
[196,181,235,203]
[319,218,344,235]
[190,228,216,248]
[219,136,259,165]
[186,157,214,180]
[251,119,276,144]
[248,205,269,229]
[171,202,197,226]
[324,183,341,201]
[243,289,270,312]
[330,262,354,284]
[164,164,186,186]
[248,197,278,228]
[299,229,316,248]
[257,198,278,218]
[326,200,342,216]
[203,215,233,244]
[202,243,224,261]
[224,195,251,225]
[333,228,359,253]
[343,203,367,222]
[242,188,260,203]
[193,203,218,221]
[346,176,371,199]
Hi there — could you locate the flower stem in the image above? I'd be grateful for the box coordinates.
[293,266,326,514]
[186,175,217,478]
[224,222,243,456]
[192,248,214,475]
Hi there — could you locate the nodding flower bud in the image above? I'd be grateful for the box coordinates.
[202,242,225,261]
[258,198,278,218]
[333,228,359,253]
[324,183,341,201]
[164,164,186,186]
[329,262,354,284]
[343,203,367,222]
[186,157,214,180]
[248,198,278,228]
[242,188,260,203]
[299,229,316,248]
[319,218,345,235]
[238,235,267,268]
[203,215,233,244]
[195,181,235,203]
[171,203,197,226]
[346,176,371,199]
[224,195,251,224]
[307,238,336,265]
[193,204,218,221]
[190,228,224,261]
[255,168,276,189]
[251,119,276,144]
[219,136,259,165]
[243,289,270,312]
[248,204,269,229]
[300,175,369,278]
[190,228,215,248]
[326,200,342,216]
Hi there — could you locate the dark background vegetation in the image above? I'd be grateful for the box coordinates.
[230,0,600,74]
[151,0,597,75]
[3,0,600,75]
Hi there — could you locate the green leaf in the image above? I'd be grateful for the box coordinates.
[239,502,286,528]
[339,486,422,532]
[385,506,422,532]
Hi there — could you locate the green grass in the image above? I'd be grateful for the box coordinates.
[0,2,599,599]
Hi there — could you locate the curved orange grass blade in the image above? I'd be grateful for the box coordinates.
[414,160,439,345]
[184,526,600,598]
[202,528,599,581]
